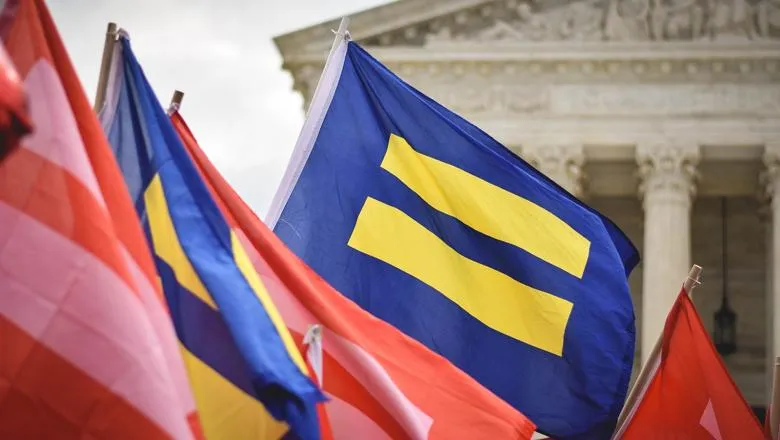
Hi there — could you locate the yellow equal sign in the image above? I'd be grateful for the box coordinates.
[347,134,591,356]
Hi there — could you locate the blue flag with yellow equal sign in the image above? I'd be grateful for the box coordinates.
[268,37,639,440]
[99,35,326,439]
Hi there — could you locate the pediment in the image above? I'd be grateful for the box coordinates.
[275,0,780,57]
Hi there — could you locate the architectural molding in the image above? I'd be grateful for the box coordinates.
[274,0,492,54]
[409,81,780,118]
[286,61,780,116]
[276,0,780,59]
[637,143,700,206]
[521,143,586,196]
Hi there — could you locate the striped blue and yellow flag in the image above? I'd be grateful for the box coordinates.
[99,35,325,439]
[269,41,640,440]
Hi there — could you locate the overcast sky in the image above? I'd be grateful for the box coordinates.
[46,0,389,217]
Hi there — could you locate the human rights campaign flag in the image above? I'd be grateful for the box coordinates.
[269,38,639,440]
[100,35,325,439]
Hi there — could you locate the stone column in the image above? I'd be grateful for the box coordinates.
[637,143,700,363]
[763,145,780,404]
[759,198,774,406]
[522,143,586,197]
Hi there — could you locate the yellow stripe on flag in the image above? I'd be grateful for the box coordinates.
[232,233,309,374]
[145,174,309,428]
[181,346,288,440]
[381,134,590,278]
[145,174,217,308]
[348,197,573,356]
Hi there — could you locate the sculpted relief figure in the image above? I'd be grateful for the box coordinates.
[646,0,761,40]
[425,0,775,45]
[705,0,756,39]
[757,0,780,37]
[657,0,706,39]
[605,0,652,40]
[508,1,605,41]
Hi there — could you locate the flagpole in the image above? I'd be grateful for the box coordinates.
[168,89,184,115]
[771,356,780,439]
[93,22,118,113]
[265,16,351,228]
[301,17,350,120]
[613,264,702,436]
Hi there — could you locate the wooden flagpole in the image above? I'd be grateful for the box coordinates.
[93,22,118,113]
[168,89,184,115]
[771,356,780,439]
[613,264,703,436]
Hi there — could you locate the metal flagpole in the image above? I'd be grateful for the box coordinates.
[612,264,703,438]
[93,22,118,113]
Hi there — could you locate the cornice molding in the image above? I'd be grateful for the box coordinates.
[273,0,492,55]
[282,40,780,64]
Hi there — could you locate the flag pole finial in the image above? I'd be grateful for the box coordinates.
[683,264,703,295]
[168,90,184,115]
[334,17,351,40]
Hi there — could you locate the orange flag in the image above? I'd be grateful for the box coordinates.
[616,289,765,439]
[0,0,201,437]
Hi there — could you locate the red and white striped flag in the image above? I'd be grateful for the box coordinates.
[0,0,201,437]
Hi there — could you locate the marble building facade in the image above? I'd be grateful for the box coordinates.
[275,0,780,411]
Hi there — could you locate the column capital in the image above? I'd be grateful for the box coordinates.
[761,143,780,203]
[521,143,585,197]
[636,142,700,207]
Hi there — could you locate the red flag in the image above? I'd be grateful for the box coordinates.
[617,289,764,439]
[0,42,30,160]
[0,0,201,437]
[170,111,537,440]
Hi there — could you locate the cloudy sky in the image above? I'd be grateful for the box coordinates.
[46,0,389,217]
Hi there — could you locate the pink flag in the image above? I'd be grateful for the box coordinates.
[0,0,201,437]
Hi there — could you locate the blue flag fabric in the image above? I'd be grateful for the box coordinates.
[272,41,639,439]
[101,36,325,439]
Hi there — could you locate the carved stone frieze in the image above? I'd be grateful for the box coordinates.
[550,83,780,116]
[417,83,549,115]
[636,143,700,206]
[385,0,780,47]
[401,76,779,117]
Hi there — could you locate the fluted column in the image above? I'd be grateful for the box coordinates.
[637,143,700,363]
[522,143,585,197]
[762,144,780,404]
